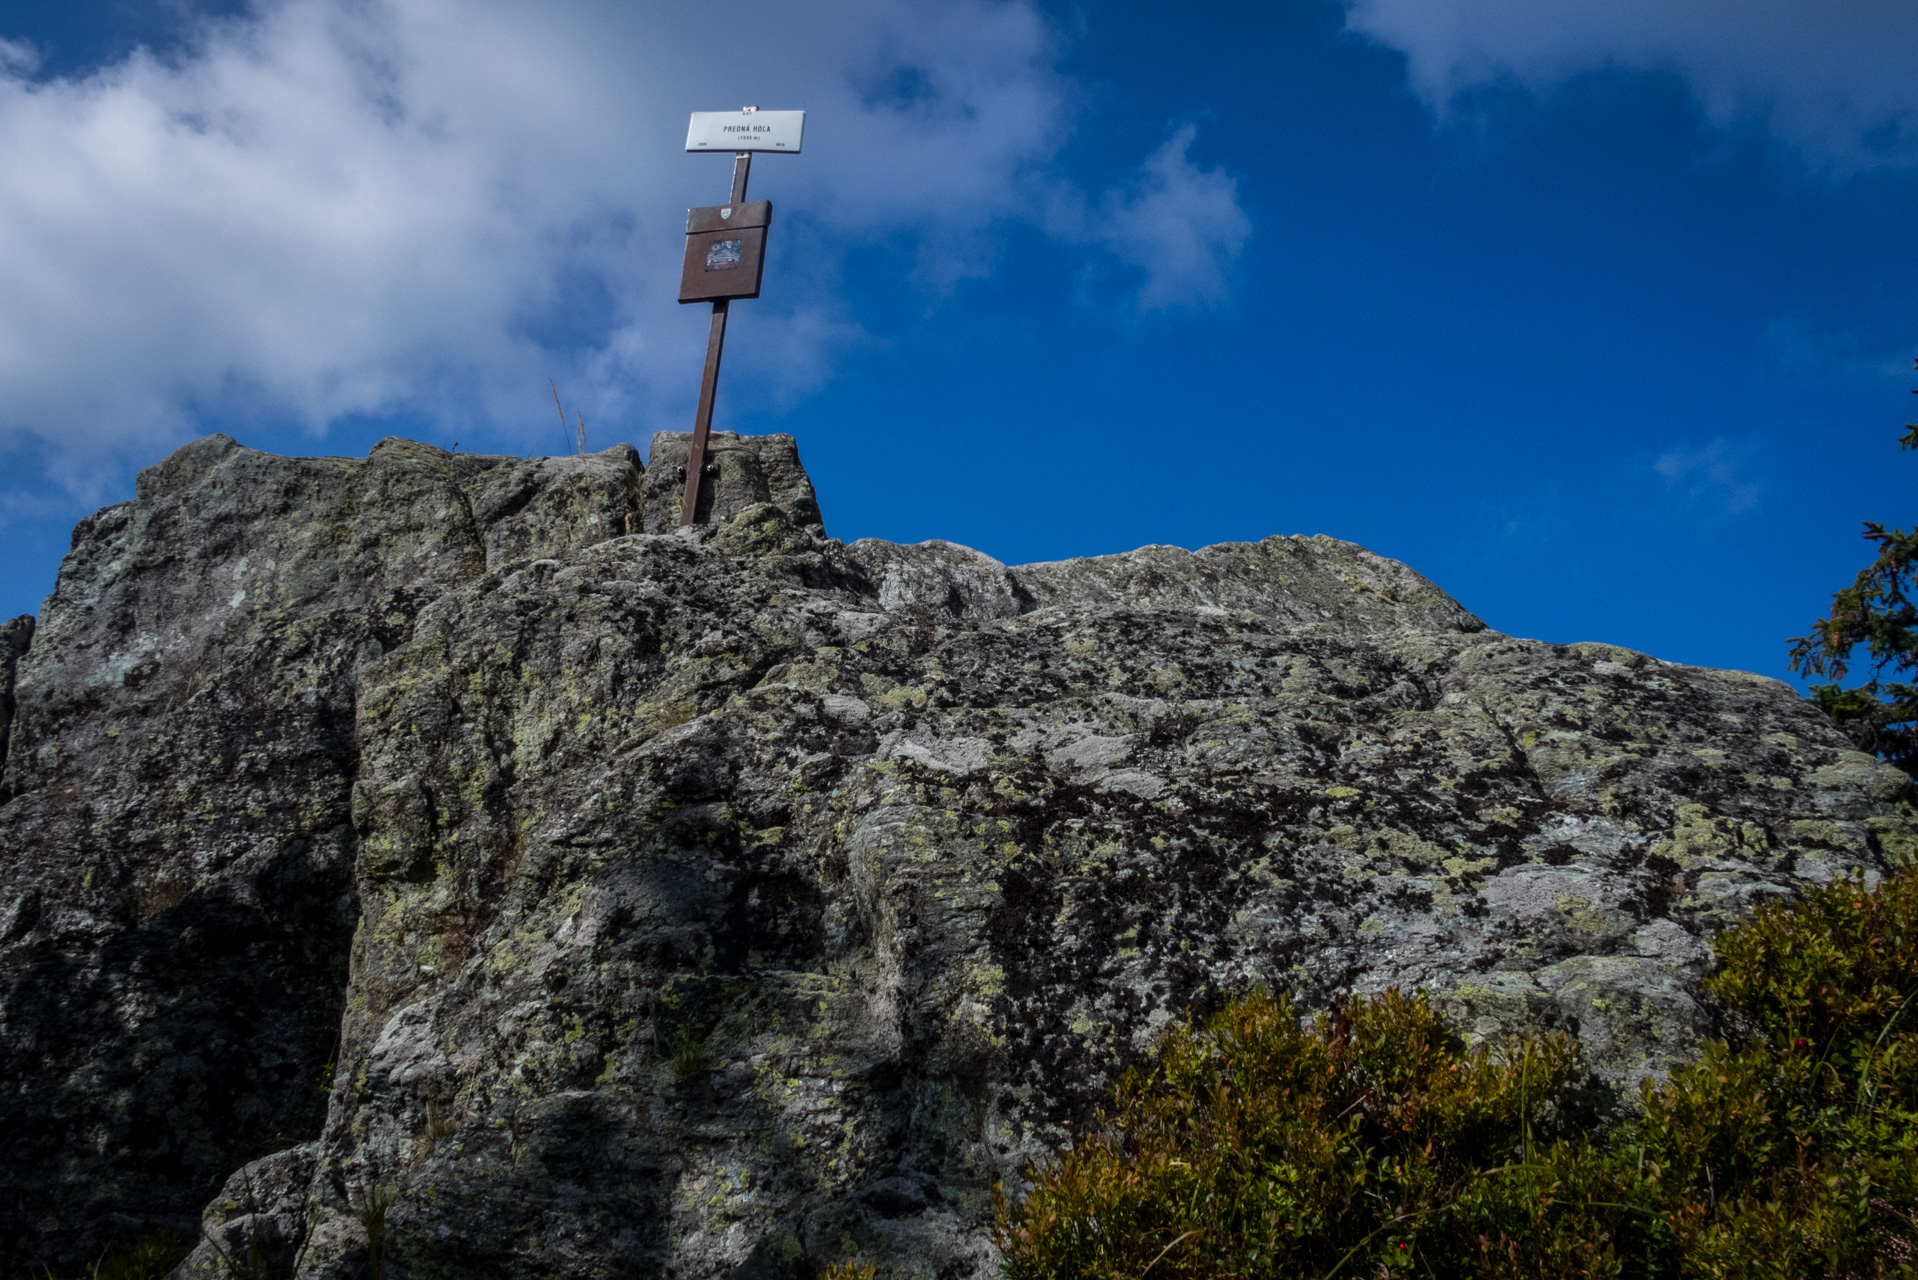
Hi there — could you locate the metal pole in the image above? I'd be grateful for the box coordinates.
[729,150,752,206]
[680,300,728,525]
[680,150,753,527]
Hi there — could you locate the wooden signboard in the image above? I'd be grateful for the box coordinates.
[679,201,771,303]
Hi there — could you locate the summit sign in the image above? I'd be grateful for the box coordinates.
[685,109,805,153]
[673,106,805,527]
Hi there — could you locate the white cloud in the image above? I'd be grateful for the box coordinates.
[1343,0,1918,168]
[1089,126,1250,311]
[0,0,1248,493]
[0,39,36,77]
[1654,439,1761,514]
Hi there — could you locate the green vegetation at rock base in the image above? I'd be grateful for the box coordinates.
[999,868,1918,1278]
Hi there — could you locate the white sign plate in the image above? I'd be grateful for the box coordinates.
[686,110,805,153]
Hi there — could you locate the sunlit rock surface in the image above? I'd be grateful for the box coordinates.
[0,431,1907,1278]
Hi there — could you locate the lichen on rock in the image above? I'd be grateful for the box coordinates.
[0,430,1909,1279]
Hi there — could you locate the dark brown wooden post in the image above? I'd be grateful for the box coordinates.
[680,151,752,527]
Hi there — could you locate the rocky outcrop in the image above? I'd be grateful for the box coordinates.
[0,431,1909,1279]
[0,435,650,1273]
[640,431,824,536]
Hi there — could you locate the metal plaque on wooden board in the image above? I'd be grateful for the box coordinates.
[679,201,771,302]
[685,110,805,153]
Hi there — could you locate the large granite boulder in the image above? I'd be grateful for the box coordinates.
[0,431,1907,1279]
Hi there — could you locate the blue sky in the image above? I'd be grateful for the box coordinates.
[0,0,1914,685]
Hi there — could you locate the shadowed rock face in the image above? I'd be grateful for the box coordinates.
[0,613,31,776]
[0,435,650,1273]
[0,432,1909,1279]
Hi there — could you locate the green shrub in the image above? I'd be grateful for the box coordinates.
[999,870,1918,1278]
[669,1026,713,1078]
